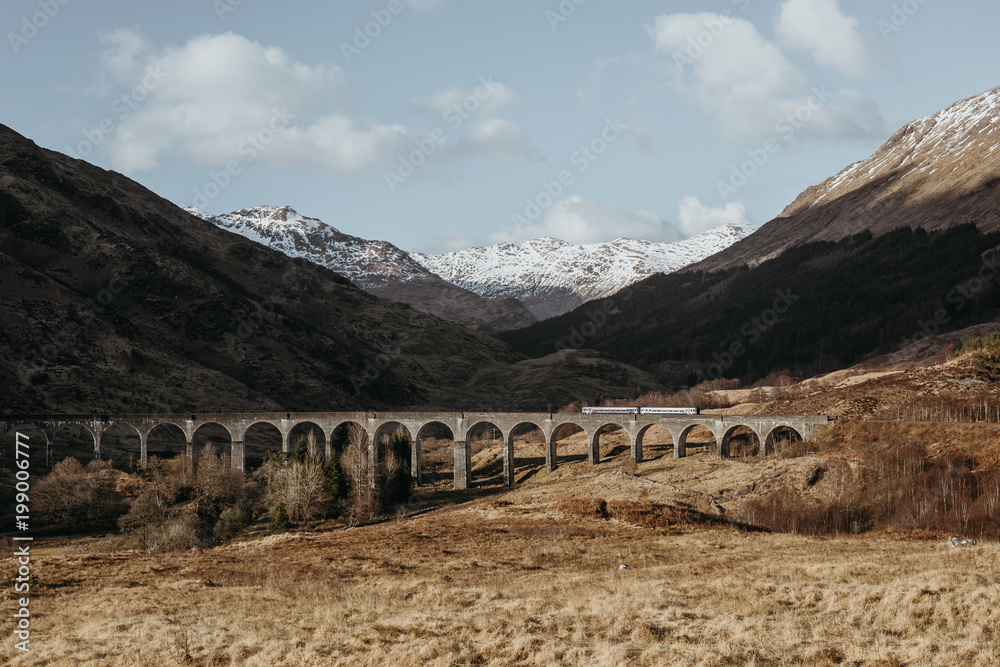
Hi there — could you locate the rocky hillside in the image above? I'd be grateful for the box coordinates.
[414,225,754,320]
[694,86,1000,273]
[502,87,1000,387]
[0,123,541,413]
[186,206,535,334]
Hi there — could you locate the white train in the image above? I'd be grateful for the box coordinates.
[581,407,699,415]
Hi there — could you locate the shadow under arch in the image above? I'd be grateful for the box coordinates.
[243,421,284,470]
[720,425,762,459]
[590,422,632,465]
[677,424,719,459]
[504,421,546,487]
[635,423,676,463]
[548,422,589,472]
[192,422,233,468]
[464,421,504,488]
[414,421,454,487]
[146,422,189,461]
[98,423,143,469]
[764,425,804,456]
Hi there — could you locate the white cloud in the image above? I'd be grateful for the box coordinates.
[99,27,152,79]
[410,80,517,119]
[648,12,886,141]
[493,196,680,245]
[677,196,753,237]
[775,0,874,77]
[456,119,533,159]
[98,31,413,174]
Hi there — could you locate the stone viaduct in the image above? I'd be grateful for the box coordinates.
[1,412,833,489]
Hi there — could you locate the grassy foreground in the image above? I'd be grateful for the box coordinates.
[3,447,1000,666]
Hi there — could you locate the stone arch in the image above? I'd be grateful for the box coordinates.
[192,422,233,467]
[146,422,189,461]
[465,421,505,487]
[414,421,454,487]
[331,421,372,490]
[242,421,284,470]
[720,425,762,459]
[678,423,719,459]
[764,425,804,456]
[636,424,676,463]
[504,422,546,487]
[373,421,413,485]
[98,423,143,469]
[2,423,50,471]
[286,421,327,457]
[548,422,589,472]
[590,422,632,465]
[51,423,98,464]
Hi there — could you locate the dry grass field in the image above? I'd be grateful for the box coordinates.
[4,426,1000,667]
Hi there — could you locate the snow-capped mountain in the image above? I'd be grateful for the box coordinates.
[185,205,536,334]
[412,225,755,319]
[695,85,1000,273]
[185,205,428,287]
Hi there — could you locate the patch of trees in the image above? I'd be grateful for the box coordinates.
[27,426,415,553]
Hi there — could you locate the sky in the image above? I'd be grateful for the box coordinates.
[3,0,999,253]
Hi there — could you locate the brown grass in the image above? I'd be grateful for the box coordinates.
[4,427,1000,665]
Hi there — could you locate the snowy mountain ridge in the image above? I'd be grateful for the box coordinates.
[412,225,756,319]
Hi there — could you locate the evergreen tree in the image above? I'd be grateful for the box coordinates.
[268,501,290,533]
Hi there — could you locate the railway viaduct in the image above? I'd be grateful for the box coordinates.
[1,412,833,489]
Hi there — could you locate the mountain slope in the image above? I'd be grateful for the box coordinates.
[186,206,536,334]
[694,86,1000,273]
[501,87,1000,387]
[413,225,754,320]
[0,123,535,413]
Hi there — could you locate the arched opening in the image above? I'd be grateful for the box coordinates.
[373,423,413,503]
[146,423,188,461]
[678,424,718,458]
[332,421,371,494]
[414,422,454,487]
[548,423,588,471]
[2,424,50,473]
[592,423,631,465]
[287,422,327,459]
[636,424,675,462]
[765,426,804,456]
[506,422,546,485]
[51,424,98,465]
[243,422,284,470]
[98,423,142,470]
[466,422,504,487]
[192,422,233,467]
[721,425,762,460]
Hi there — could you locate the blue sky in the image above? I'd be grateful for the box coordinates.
[3,0,999,252]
